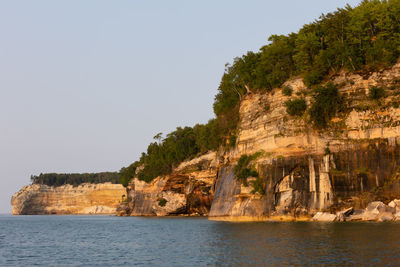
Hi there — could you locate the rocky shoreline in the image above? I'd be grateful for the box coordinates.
[208,200,400,222]
[313,200,400,222]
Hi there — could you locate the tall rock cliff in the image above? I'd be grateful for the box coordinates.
[209,61,400,220]
[13,63,400,219]
[120,62,400,220]
[11,183,125,215]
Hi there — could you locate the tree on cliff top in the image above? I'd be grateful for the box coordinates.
[31,172,120,187]
[213,0,400,122]
[120,0,400,184]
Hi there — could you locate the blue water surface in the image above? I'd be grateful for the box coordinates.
[0,215,399,266]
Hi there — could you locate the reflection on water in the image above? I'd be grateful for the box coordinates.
[0,215,399,266]
[208,222,400,266]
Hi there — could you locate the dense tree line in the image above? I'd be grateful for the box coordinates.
[214,0,400,123]
[31,172,120,187]
[118,0,400,185]
[123,121,223,183]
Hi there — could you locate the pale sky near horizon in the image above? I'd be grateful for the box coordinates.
[0,0,361,213]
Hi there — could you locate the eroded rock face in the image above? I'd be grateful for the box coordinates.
[120,63,400,220]
[11,183,125,215]
[118,152,218,216]
[235,61,400,158]
[209,167,265,218]
[24,62,398,219]
[209,62,400,221]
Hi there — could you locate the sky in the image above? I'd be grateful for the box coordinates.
[0,0,362,213]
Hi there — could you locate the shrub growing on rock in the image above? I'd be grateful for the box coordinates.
[234,152,262,186]
[158,198,167,207]
[369,86,385,100]
[250,177,265,195]
[282,86,293,96]
[285,98,307,116]
[309,83,344,128]
[304,70,324,87]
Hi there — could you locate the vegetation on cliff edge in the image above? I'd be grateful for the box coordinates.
[214,0,400,130]
[31,172,120,187]
[51,0,400,186]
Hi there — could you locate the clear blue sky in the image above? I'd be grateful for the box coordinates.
[0,0,361,213]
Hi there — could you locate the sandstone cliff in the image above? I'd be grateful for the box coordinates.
[209,61,400,221]
[14,62,400,220]
[117,152,218,216]
[120,62,400,220]
[11,183,125,215]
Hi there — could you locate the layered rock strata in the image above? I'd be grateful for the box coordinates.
[12,62,400,220]
[11,183,125,215]
[117,152,218,216]
[209,61,400,221]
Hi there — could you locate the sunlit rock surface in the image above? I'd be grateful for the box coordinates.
[121,62,400,220]
[11,183,125,215]
[14,62,400,220]
[117,152,218,216]
[209,61,400,221]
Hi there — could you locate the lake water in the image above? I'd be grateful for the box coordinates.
[0,215,399,266]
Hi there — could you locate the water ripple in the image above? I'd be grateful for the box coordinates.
[0,215,399,266]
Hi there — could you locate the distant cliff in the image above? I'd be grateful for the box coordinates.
[11,183,125,215]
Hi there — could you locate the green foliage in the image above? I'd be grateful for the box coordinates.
[285,98,307,116]
[122,119,224,183]
[250,177,265,195]
[357,167,369,175]
[309,83,344,128]
[229,134,237,148]
[121,0,400,184]
[303,70,324,87]
[30,172,120,187]
[158,198,167,207]
[324,142,331,155]
[213,0,400,127]
[369,86,386,100]
[234,153,262,186]
[119,162,139,187]
[264,103,271,112]
[282,86,293,96]
[330,168,345,175]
